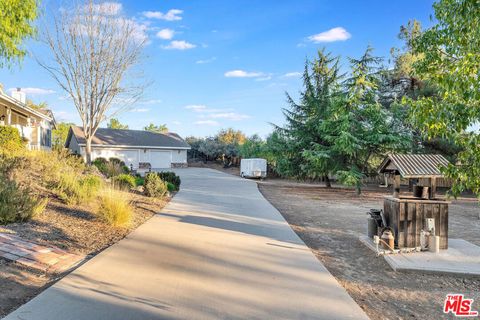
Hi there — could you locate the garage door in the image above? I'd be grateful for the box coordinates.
[150,150,171,169]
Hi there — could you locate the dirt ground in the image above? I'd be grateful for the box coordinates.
[258,182,480,320]
[0,192,169,317]
[189,160,241,176]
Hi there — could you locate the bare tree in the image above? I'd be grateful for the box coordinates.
[38,0,146,163]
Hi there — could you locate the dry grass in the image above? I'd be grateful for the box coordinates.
[96,188,133,227]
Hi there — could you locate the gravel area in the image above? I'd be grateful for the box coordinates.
[258,182,480,320]
[0,192,169,317]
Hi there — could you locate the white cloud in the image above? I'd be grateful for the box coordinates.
[206,112,250,121]
[266,82,288,88]
[140,99,162,105]
[172,120,181,125]
[8,87,55,95]
[162,40,196,50]
[282,72,302,78]
[186,104,249,121]
[195,120,219,126]
[143,9,183,21]
[307,27,351,43]
[91,2,122,15]
[185,104,207,112]
[255,75,272,81]
[130,108,150,113]
[224,70,264,78]
[196,57,217,64]
[185,105,233,113]
[156,28,174,40]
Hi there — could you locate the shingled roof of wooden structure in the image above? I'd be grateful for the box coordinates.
[378,154,450,178]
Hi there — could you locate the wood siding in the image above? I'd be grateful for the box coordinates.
[383,196,449,249]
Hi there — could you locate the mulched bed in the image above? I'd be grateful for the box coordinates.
[0,192,170,317]
[2,194,167,255]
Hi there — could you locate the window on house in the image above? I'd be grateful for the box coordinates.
[40,128,52,147]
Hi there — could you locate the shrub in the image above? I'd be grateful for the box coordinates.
[166,182,176,192]
[56,172,102,205]
[144,172,168,198]
[93,157,129,177]
[0,126,25,153]
[135,175,144,186]
[112,174,136,190]
[108,157,124,165]
[109,157,130,173]
[0,178,47,224]
[104,161,125,178]
[96,188,132,227]
[92,158,108,176]
[157,171,181,191]
[81,174,103,198]
[94,157,108,165]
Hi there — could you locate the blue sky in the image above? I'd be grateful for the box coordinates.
[1,0,435,138]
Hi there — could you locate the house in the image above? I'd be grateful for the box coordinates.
[0,87,55,150]
[65,126,191,170]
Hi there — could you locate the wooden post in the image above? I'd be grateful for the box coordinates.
[6,107,11,125]
[431,177,437,200]
[393,174,401,198]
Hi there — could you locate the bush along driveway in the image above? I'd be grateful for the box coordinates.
[5,168,368,320]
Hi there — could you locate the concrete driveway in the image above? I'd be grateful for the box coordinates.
[5,168,368,320]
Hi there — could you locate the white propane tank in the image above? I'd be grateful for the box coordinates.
[428,235,440,253]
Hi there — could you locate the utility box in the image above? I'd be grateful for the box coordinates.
[240,158,267,179]
[378,154,451,249]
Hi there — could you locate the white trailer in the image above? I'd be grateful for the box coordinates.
[240,158,267,179]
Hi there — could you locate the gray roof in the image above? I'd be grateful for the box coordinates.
[68,126,190,149]
[378,154,450,178]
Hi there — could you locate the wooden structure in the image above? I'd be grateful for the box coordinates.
[378,154,450,249]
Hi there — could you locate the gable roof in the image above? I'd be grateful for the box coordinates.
[378,154,450,178]
[67,126,190,149]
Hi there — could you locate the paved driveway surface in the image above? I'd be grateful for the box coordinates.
[5,168,368,320]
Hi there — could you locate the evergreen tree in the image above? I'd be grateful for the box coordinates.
[107,118,129,130]
[144,123,168,133]
[279,50,344,186]
[323,47,410,194]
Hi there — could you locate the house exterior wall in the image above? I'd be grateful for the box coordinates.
[0,96,54,150]
[69,135,82,155]
[73,145,188,170]
[171,149,187,167]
